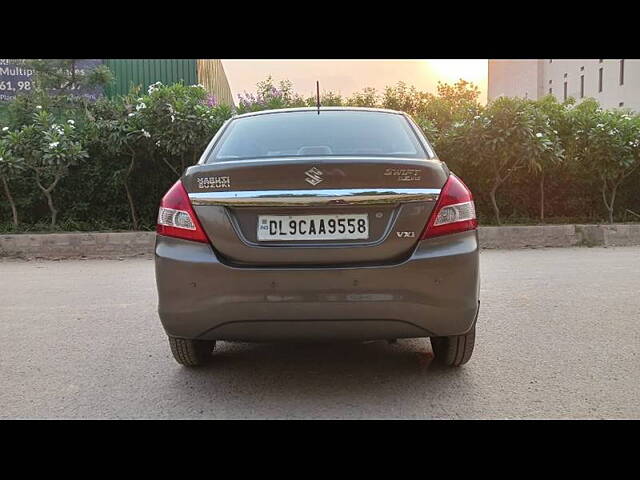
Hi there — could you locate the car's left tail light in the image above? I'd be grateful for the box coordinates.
[157,180,209,243]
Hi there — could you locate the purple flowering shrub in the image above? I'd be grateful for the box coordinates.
[236,76,306,114]
[203,94,218,107]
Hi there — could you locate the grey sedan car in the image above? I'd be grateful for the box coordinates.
[155,107,479,367]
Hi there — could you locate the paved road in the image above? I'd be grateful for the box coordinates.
[1,247,639,419]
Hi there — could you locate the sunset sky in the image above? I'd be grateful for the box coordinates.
[221,60,488,104]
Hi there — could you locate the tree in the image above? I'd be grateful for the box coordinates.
[17,59,113,94]
[133,82,233,175]
[417,80,482,135]
[11,110,88,226]
[569,99,640,223]
[444,97,549,224]
[345,87,379,107]
[381,82,432,114]
[90,82,234,229]
[414,116,439,141]
[436,79,481,106]
[0,130,25,226]
[376,80,482,143]
[528,95,568,222]
[90,89,151,230]
[305,91,344,107]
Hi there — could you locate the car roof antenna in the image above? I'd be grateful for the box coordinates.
[316,81,320,115]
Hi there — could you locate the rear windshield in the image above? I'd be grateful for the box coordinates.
[206,110,430,162]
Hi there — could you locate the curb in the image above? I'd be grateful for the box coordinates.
[0,232,156,260]
[478,224,640,249]
[1,224,640,259]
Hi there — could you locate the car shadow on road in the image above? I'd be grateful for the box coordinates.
[167,339,478,418]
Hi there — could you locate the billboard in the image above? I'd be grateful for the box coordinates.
[0,59,104,101]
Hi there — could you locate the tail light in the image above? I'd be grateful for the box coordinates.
[421,174,477,239]
[157,180,209,243]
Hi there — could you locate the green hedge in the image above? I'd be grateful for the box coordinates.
[1,77,639,232]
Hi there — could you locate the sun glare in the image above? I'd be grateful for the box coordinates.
[426,60,487,84]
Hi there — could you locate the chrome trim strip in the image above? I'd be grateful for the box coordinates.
[189,188,440,207]
[203,156,433,166]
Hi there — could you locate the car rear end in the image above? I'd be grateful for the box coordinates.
[154,108,480,365]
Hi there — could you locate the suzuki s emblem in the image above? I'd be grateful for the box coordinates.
[305,167,324,186]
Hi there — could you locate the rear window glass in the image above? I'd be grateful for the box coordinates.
[207,110,429,162]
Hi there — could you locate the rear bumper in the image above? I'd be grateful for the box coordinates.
[155,231,480,341]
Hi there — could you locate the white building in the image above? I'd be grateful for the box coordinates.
[488,59,640,110]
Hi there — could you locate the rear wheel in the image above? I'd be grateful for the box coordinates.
[430,326,475,367]
[168,337,216,367]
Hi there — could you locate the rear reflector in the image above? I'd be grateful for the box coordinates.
[157,180,209,243]
[158,207,197,230]
[422,174,477,239]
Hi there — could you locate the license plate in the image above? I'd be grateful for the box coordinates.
[257,214,369,241]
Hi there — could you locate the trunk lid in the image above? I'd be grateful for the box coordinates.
[183,157,448,267]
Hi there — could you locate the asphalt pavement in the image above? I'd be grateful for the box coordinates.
[1,246,639,419]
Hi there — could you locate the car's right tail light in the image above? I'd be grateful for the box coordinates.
[157,180,210,243]
[421,174,477,239]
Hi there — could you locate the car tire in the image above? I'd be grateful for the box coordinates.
[168,337,216,367]
[430,326,475,367]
